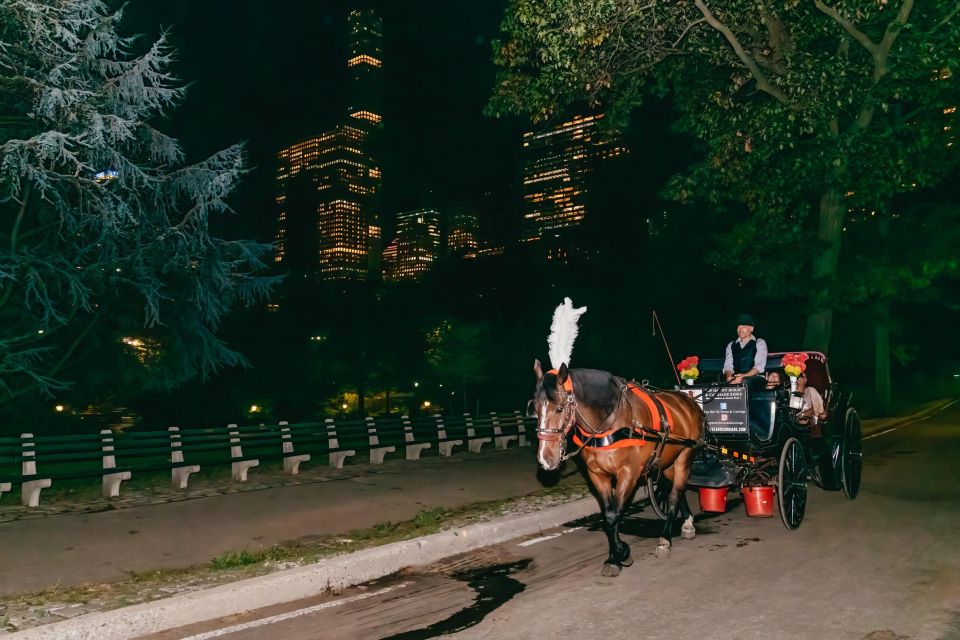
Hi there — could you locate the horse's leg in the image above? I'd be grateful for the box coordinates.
[585,467,626,577]
[607,462,642,571]
[679,490,696,541]
[657,447,695,557]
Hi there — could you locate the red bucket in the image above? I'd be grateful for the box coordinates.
[742,486,775,517]
[698,487,729,513]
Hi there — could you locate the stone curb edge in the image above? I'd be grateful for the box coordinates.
[12,497,601,639]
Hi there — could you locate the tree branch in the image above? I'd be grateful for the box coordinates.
[0,181,32,313]
[50,308,104,376]
[813,0,878,55]
[673,18,707,49]
[693,0,792,106]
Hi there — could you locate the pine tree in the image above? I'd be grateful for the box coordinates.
[0,0,276,401]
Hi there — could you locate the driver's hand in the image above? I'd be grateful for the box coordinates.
[731,374,744,384]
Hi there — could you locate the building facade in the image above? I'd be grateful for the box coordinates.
[520,114,626,245]
[274,9,383,281]
[385,208,441,281]
[447,212,479,256]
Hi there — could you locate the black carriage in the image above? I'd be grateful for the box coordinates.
[646,352,863,530]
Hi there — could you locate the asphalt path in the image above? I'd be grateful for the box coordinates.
[145,403,960,640]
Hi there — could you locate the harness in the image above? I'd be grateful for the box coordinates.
[535,371,698,464]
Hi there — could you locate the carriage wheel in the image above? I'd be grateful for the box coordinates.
[777,437,807,531]
[841,409,863,500]
[645,473,669,521]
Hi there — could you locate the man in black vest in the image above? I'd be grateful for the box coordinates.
[723,314,768,384]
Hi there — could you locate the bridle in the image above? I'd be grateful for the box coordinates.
[534,372,630,461]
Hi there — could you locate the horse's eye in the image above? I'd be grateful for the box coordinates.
[555,405,564,414]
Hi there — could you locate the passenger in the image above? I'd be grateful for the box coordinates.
[723,314,768,385]
[764,370,783,390]
[796,372,825,421]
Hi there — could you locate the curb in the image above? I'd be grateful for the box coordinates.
[860,397,958,436]
[12,497,601,639]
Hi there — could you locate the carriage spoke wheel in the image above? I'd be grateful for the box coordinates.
[778,437,807,531]
[842,409,863,500]
[645,473,670,521]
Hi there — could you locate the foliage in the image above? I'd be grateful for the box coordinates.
[0,0,275,401]
[489,0,960,348]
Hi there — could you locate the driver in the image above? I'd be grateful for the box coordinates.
[723,314,768,385]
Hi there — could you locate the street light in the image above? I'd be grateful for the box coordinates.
[54,405,64,412]
[342,403,349,410]
[249,404,261,413]
[423,400,432,408]
[414,382,419,388]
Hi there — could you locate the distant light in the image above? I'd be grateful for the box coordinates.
[438,384,443,388]
[423,400,432,408]
[54,405,64,412]
[37,329,44,334]
[413,382,419,388]
[94,169,118,183]
[954,374,959,378]
[342,403,349,410]
[249,404,261,413]
[450,391,455,396]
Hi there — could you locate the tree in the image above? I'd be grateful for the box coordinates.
[0,0,275,402]
[489,0,960,353]
[425,319,491,414]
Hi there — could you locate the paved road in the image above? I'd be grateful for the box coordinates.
[146,403,960,640]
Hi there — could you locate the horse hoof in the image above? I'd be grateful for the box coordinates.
[601,563,622,578]
[681,527,696,541]
[656,539,672,558]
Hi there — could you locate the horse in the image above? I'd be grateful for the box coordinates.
[531,359,704,577]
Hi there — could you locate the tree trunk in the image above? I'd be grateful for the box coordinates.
[873,213,892,415]
[874,308,891,415]
[357,382,366,417]
[802,188,846,353]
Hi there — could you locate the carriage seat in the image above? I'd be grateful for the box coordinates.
[748,390,778,442]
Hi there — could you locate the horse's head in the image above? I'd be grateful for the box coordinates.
[530,358,577,471]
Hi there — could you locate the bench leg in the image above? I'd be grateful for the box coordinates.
[172,465,200,489]
[21,478,52,508]
[231,459,260,482]
[468,437,492,454]
[0,481,10,500]
[518,433,529,447]
[405,442,431,461]
[283,454,311,475]
[369,446,396,465]
[439,440,462,457]
[329,450,356,469]
[495,435,518,450]
[102,470,132,498]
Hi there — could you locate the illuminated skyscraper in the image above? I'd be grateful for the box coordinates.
[521,114,625,243]
[274,9,383,281]
[386,209,441,281]
[447,212,479,256]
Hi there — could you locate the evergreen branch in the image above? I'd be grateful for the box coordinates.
[693,0,793,107]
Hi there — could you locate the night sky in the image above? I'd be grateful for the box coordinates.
[126,0,525,242]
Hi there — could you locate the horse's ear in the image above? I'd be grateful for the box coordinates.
[558,363,569,383]
[533,359,543,381]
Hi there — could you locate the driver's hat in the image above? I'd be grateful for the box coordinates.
[734,313,756,328]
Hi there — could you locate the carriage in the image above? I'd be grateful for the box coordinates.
[645,352,863,530]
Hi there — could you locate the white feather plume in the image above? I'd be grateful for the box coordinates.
[547,297,587,370]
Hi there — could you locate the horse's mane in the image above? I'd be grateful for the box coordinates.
[540,368,619,415]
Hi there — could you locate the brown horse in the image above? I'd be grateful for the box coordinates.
[531,360,704,576]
